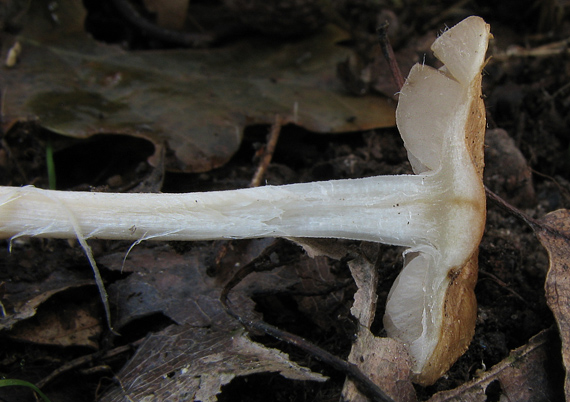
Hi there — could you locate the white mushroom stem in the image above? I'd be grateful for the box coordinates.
[0,16,491,385]
[0,171,465,247]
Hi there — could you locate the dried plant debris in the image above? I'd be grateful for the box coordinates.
[0,246,95,331]
[1,0,395,173]
[343,329,416,402]
[2,2,570,401]
[96,239,347,401]
[427,329,563,402]
[100,322,326,402]
[7,298,102,349]
[535,209,570,400]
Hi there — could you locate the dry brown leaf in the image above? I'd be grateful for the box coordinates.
[341,244,416,401]
[343,328,416,402]
[291,256,351,331]
[96,239,348,400]
[535,209,570,400]
[295,240,417,401]
[0,262,94,331]
[100,322,326,402]
[1,0,395,173]
[427,328,562,402]
[347,243,380,328]
[8,299,102,348]
[100,239,345,330]
[101,242,261,328]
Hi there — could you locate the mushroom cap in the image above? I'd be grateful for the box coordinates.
[385,16,490,385]
[398,16,489,175]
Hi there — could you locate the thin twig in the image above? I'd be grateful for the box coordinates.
[36,339,144,389]
[214,113,284,279]
[485,186,539,229]
[250,115,284,188]
[478,269,526,303]
[221,302,395,402]
[485,186,570,244]
[377,22,405,91]
[529,167,570,202]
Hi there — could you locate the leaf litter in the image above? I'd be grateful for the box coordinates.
[0,0,395,173]
[535,209,570,400]
[100,323,327,402]
[97,238,345,401]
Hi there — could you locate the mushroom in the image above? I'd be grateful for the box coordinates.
[385,16,489,384]
[0,16,490,385]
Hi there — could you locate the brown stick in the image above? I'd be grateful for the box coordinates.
[377,22,405,91]
[250,115,284,188]
[485,186,539,229]
[36,339,144,389]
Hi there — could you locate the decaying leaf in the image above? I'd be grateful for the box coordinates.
[100,239,345,329]
[427,328,562,402]
[100,322,327,402]
[342,243,416,401]
[8,298,102,348]
[346,243,380,328]
[0,258,94,331]
[1,0,395,173]
[96,239,348,400]
[343,329,416,402]
[102,244,243,328]
[535,209,570,400]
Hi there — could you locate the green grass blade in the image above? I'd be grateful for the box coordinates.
[46,133,56,190]
[0,378,52,402]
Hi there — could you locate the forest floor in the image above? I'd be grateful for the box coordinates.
[1,1,569,401]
